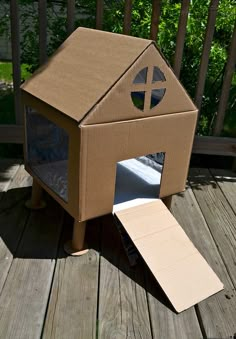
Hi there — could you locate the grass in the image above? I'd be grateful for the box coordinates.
[0,61,31,83]
[0,61,30,158]
[0,61,32,125]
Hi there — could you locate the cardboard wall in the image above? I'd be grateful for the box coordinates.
[79,110,197,221]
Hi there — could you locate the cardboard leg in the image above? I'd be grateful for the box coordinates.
[64,220,89,256]
[25,178,46,210]
[162,195,172,210]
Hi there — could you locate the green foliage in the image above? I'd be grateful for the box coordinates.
[0,0,235,136]
[0,62,31,82]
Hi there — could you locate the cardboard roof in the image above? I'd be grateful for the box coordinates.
[21,28,151,123]
[21,27,196,124]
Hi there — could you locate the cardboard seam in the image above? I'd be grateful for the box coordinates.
[125,223,178,242]
[82,109,198,128]
[116,203,167,215]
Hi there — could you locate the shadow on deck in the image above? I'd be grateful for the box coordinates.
[0,159,236,339]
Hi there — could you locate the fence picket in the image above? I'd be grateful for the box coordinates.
[96,0,104,30]
[67,0,75,36]
[39,0,47,65]
[123,0,132,35]
[10,0,22,125]
[213,23,236,136]
[194,0,219,114]
[1,1,235,156]
[150,0,161,41]
[173,0,190,78]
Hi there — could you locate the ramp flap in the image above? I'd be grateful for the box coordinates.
[115,200,223,313]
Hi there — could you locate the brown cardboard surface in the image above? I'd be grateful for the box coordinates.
[21,27,151,123]
[79,110,197,221]
[21,29,198,224]
[115,200,223,312]
[83,44,196,125]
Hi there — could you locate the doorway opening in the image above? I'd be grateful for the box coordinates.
[113,152,165,212]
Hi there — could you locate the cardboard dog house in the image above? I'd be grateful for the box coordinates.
[21,28,223,312]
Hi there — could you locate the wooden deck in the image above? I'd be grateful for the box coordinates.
[0,159,236,339]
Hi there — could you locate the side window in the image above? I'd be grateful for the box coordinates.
[25,107,69,202]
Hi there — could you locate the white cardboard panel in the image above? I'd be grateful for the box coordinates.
[115,200,223,312]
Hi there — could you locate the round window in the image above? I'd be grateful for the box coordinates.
[131,66,166,111]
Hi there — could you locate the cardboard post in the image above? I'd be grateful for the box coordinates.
[162,195,172,209]
[25,178,46,210]
[64,220,89,256]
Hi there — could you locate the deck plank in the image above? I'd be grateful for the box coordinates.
[210,168,236,212]
[0,196,63,339]
[98,214,152,339]
[0,165,31,293]
[146,192,203,339]
[0,159,21,193]
[189,168,236,287]
[146,272,202,339]
[42,217,100,339]
[1,163,236,338]
[184,171,236,337]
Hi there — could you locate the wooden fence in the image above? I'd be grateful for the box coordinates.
[1,0,236,157]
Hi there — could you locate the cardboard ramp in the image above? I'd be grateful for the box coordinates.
[114,200,223,313]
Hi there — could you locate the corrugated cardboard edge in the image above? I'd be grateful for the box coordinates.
[115,200,224,312]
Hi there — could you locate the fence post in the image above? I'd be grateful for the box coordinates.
[96,0,104,30]
[123,0,132,35]
[10,0,22,125]
[194,0,219,118]
[173,0,190,78]
[38,0,47,65]
[213,23,236,136]
[67,0,75,36]
[150,0,161,41]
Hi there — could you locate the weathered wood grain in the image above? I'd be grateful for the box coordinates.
[96,0,104,30]
[172,186,236,338]
[0,159,21,193]
[43,217,100,339]
[194,0,219,112]
[210,168,236,212]
[123,0,132,35]
[192,135,236,156]
[150,0,161,40]
[0,196,63,339]
[39,0,47,65]
[146,272,202,339]
[10,0,22,124]
[146,190,202,339]
[146,267,202,339]
[173,0,190,78]
[0,164,31,293]
[213,22,236,136]
[67,0,75,36]
[98,214,152,339]
[189,168,236,287]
